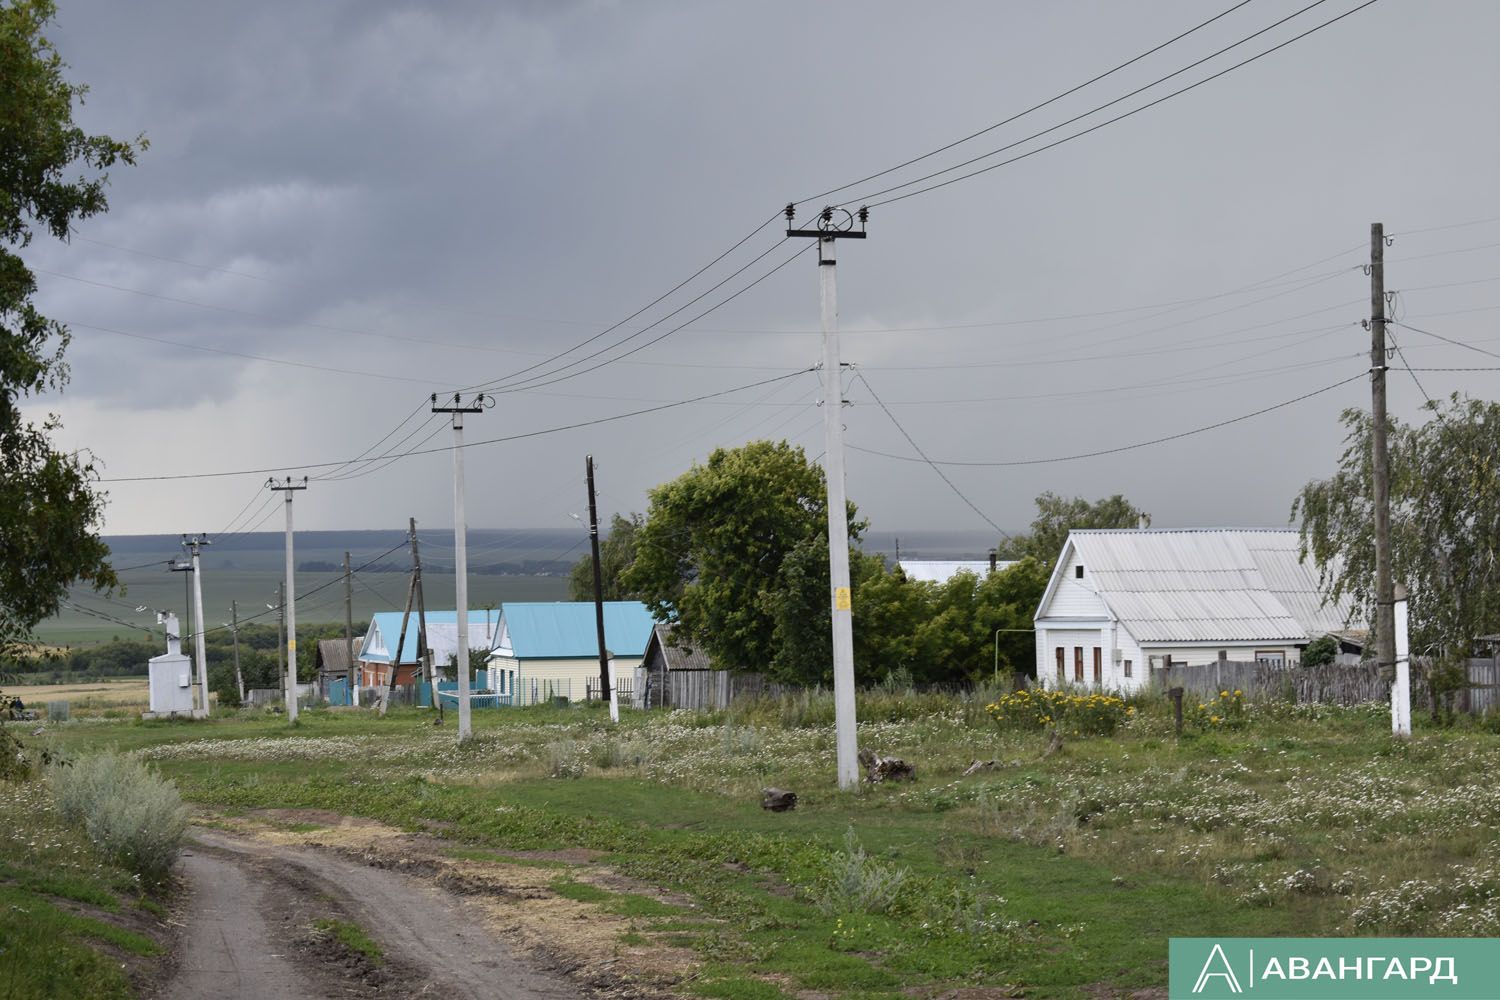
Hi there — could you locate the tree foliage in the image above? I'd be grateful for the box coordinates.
[567,513,642,602]
[622,441,862,675]
[995,492,1150,568]
[0,0,145,653]
[1294,396,1500,658]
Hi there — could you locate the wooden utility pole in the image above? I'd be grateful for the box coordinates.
[343,551,357,706]
[414,538,438,724]
[380,519,420,717]
[1369,223,1396,681]
[274,581,285,703]
[586,456,611,710]
[230,600,244,705]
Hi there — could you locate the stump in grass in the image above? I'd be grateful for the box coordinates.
[761,788,797,812]
[1041,729,1064,757]
[857,749,916,783]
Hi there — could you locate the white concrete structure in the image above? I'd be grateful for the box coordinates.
[898,559,1016,584]
[1033,529,1354,692]
[146,613,197,717]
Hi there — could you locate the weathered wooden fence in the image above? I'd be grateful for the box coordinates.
[1156,658,1500,712]
[658,670,792,711]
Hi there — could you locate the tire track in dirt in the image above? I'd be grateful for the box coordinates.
[159,828,585,999]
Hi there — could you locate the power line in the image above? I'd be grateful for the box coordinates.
[473,241,807,395]
[465,213,782,392]
[849,371,1366,468]
[854,371,1006,535]
[65,318,440,385]
[1393,321,1500,362]
[99,369,812,483]
[794,0,1258,206]
[857,0,1380,210]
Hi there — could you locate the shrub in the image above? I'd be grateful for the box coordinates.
[1302,635,1339,667]
[986,688,1129,736]
[816,828,910,915]
[51,753,188,882]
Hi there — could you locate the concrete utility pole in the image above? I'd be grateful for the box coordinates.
[182,535,212,716]
[344,550,356,706]
[786,202,867,790]
[431,393,488,742]
[1369,223,1396,687]
[168,558,199,712]
[1392,584,1411,737]
[269,476,308,721]
[230,600,244,705]
[586,455,612,717]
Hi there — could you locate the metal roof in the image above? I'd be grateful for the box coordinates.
[643,622,713,671]
[1061,529,1353,643]
[495,601,656,660]
[360,611,502,665]
[897,559,1015,584]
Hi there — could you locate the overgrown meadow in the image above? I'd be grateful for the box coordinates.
[17,687,1500,998]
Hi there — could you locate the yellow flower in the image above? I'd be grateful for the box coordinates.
[1234,689,1243,697]
[1220,690,1229,698]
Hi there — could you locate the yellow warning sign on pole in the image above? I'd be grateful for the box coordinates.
[834,587,851,611]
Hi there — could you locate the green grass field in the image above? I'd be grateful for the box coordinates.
[12,689,1500,998]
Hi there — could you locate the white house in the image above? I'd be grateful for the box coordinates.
[486,601,656,704]
[1033,528,1355,692]
[897,559,1015,584]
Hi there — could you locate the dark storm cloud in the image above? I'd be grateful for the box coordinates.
[21,1,1500,540]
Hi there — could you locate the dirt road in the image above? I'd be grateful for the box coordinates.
[159,828,585,999]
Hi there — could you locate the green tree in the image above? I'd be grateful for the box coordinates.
[567,513,643,601]
[995,492,1150,569]
[0,0,145,655]
[622,440,862,674]
[1294,395,1500,662]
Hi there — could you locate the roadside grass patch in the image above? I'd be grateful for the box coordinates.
[312,917,384,965]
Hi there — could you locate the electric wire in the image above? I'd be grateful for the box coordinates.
[463,213,783,392]
[855,0,1380,210]
[794,0,1259,206]
[471,241,807,395]
[854,371,1006,535]
[1392,321,1500,362]
[848,371,1366,467]
[99,369,813,483]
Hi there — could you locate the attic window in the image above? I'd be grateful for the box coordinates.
[1074,565,1084,579]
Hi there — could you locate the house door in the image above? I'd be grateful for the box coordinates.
[1073,647,1083,683]
[1093,647,1103,686]
[1055,647,1065,685]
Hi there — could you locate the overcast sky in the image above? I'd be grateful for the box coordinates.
[24,0,1500,556]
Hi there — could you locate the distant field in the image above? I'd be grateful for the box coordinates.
[8,678,151,717]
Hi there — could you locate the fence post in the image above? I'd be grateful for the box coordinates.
[1169,687,1184,736]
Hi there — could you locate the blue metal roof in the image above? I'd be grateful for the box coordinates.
[499,601,656,659]
[360,610,502,665]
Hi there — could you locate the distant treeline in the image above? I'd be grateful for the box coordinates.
[298,560,573,576]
